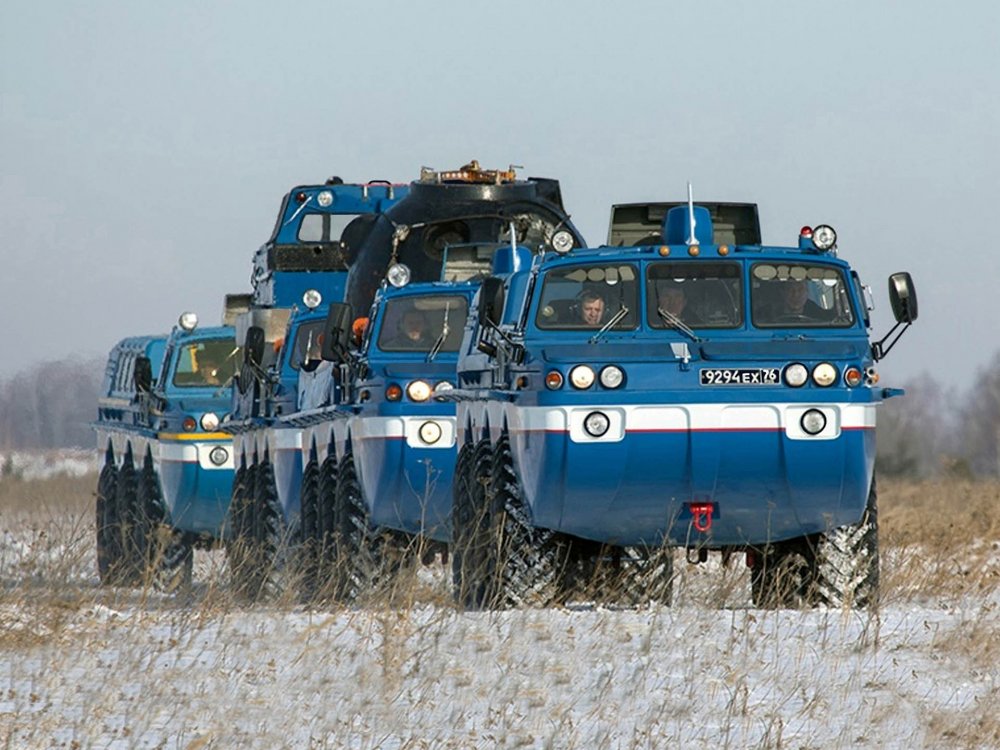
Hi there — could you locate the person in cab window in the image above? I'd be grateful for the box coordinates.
[777,280,831,322]
[578,290,606,326]
[387,309,433,349]
[657,282,702,326]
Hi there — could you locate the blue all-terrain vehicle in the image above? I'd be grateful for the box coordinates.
[289,269,485,601]
[222,176,408,597]
[450,198,917,610]
[94,313,239,589]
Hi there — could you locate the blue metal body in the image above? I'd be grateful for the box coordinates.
[95,324,238,538]
[456,208,892,550]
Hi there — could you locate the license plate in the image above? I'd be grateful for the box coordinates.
[700,367,780,386]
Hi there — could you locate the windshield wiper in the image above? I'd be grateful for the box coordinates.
[657,307,702,343]
[589,306,629,344]
[426,302,451,362]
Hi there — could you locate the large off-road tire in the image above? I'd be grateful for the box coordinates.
[248,458,288,601]
[751,477,879,610]
[451,439,494,609]
[225,464,255,598]
[297,458,321,602]
[313,451,340,598]
[813,475,880,609]
[135,455,193,593]
[95,459,122,585]
[488,435,566,609]
[114,453,144,586]
[333,453,385,603]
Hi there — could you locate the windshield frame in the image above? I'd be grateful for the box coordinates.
[533,261,640,332]
[376,293,470,354]
[749,261,857,329]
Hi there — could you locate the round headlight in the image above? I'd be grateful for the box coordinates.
[812,225,837,251]
[302,289,323,309]
[784,363,808,388]
[812,363,837,387]
[418,421,442,445]
[569,365,595,389]
[583,411,610,438]
[599,365,624,389]
[178,312,198,331]
[209,446,229,466]
[800,409,827,435]
[317,190,334,208]
[406,380,432,402]
[387,263,411,288]
[200,412,220,431]
[551,230,574,254]
[433,381,454,393]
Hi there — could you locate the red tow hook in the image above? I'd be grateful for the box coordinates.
[689,502,715,533]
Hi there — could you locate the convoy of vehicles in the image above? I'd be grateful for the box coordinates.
[95,168,917,611]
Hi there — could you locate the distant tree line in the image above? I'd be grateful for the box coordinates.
[1,353,998,478]
[0,356,105,450]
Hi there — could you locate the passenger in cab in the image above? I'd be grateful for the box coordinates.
[578,290,606,326]
[385,309,433,350]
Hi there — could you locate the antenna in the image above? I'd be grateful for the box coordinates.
[686,182,697,246]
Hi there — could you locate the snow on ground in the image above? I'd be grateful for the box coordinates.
[1,532,998,749]
[0,449,99,481]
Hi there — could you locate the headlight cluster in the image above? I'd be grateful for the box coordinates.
[783,362,866,388]
[547,365,625,390]
[391,380,454,402]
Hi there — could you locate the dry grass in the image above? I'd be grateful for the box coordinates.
[0,473,998,748]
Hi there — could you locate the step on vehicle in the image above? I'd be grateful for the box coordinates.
[94,313,239,590]
[450,192,917,610]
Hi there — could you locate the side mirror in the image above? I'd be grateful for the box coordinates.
[888,272,918,324]
[244,326,265,367]
[321,302,354,362]
[134,356,152,393]
[477,277,505,328]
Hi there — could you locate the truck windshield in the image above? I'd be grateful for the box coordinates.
[535,263,639,330]
[378,294,469,353]
[647,261,742,329]
[750,263,856,328]
[172,338,240,387]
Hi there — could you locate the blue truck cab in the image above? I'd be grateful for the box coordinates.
[250,178,408,308]
[451,200,918,610]
[94,314,239,588]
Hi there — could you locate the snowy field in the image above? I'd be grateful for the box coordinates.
[1,470,999,749]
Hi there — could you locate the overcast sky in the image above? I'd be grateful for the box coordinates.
[2,1,998,390]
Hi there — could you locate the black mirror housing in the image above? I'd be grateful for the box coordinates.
[244,326,266,367]
[888,272,918,324]
[478,277,505,328]
[321,302,354,362]
[133,356,153,393]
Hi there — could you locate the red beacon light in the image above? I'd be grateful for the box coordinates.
[800,226,814,238]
